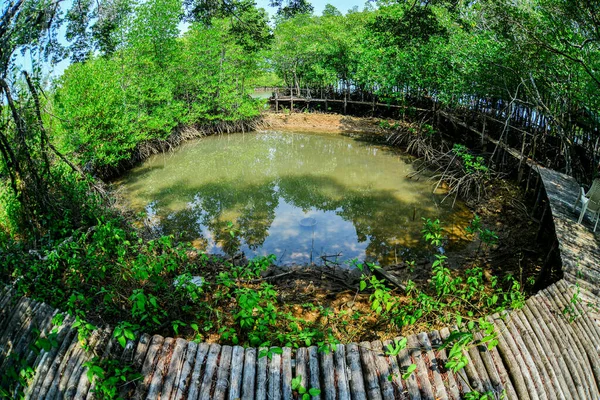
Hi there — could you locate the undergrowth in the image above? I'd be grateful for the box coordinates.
[0,176,525,399]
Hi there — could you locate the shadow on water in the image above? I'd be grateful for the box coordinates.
[116,131,472,266]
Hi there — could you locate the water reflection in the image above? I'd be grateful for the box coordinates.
[116,131,471,266]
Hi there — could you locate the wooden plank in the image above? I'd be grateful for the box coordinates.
[333,344,351,400]
[501,311,548,400]
[268,348,282,400]
[199,343,221,400]
[417,332,448,400]
[36,325,78,398]
[370,341,395,399]
[358,341,383,400]
[509,312,559,400]
[381,340,405,399]
[346,343,367,400]
[281,347,293,400]
[0,301,45,374]
[132,335,165,400]
[295,347,308,391]
[522,303,579,400]
[407,334,434,400]
[427,331,459,400]
[491,315,534,400]
[72,325,112,400]
[396,336,421,399]
[162,338,188,399]
[528,295,589,400]
[185,342,209,400]
[308,346,321,399]
[117,334,152,399]
[87,334,120,400]
[172,341,197,400]
[471,331,507,396]
[439,328,469,396]
[214,345,233,400]
[241,347,257,400]
[319,346,336,400]
[516,306,568,400]
[146,337,176,400]
[228,346,245,400]
[464,332,494,395]
[256,347,268,400]
[543,287,600,396]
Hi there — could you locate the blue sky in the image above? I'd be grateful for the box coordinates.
[255,0,367,16]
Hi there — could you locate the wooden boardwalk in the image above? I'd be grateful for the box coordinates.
[1,168,600,399]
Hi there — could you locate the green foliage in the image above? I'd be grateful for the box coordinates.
[83,357,141,400]
[384,337,407,356]
[452,145,489,174]
[421,218,444,248]
[466,215,499,254]
[53,1,264,173]
[291,375,321,400]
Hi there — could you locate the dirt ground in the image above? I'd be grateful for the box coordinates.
[260,112,406,135]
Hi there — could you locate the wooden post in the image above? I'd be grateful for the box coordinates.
[481,115,487,146]
[517,131,527,182]
[275,91,278,113]
[343,88,347,115]
[372,91,375,115]
[325,90,328,113]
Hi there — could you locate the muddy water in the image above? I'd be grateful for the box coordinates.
[116,131,472,266]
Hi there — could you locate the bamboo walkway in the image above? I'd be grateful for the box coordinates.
[1,169,600,399]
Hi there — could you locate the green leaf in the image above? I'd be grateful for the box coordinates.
[402,363,416,379]
[360,281,367,291]
[308,388,321,396]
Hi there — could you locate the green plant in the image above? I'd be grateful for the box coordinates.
[291,375,321,400]
[113,321,139,348]
[402,363,417,380]
[83,357,141,400]
[452,144,489,174]
[384,337,407,356]
[421,218,443,248]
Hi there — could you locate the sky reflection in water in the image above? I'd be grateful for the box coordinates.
[117,131,471,266]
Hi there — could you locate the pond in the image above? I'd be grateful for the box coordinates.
[115,131,471,266]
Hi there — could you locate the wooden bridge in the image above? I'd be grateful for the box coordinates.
[1,165,600,399]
